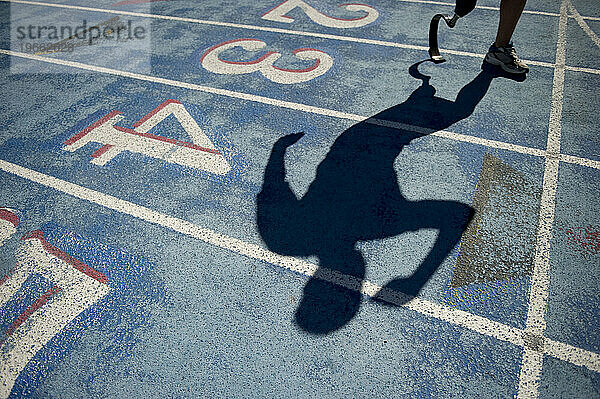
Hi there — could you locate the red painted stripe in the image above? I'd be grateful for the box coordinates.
[261,0,289,18]
[91,144,114,158]
[113,125,222,155]
[293,48,321,54]
[3,285,62,339]
[200,38,264,64]
[272,48,324,73]
[64,111,122,146]
[340,3,373,7]
[220,51,278,66]
[132,99,181,128]
[0,265,17,286]
[0,209,19,227]
[118,125,177,143]
[273,58,321,73]
[21,230,109,284]
[178,141,218,153]
[112,0,169,6]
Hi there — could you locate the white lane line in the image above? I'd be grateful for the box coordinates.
[517,1,567,398]
[1,49,553,160]
[7,0,600,21]
[395,0,564,18]
[0,157,521,346]
[0,0,465,60]
[3,49,599,170]
[0,0,579,70]
[4,0,600,382]
[392,0,600,21]
[566,65,600,75]
[367,118,548,157]
[560,154,600,170]
[0,49,364,121]
[0,158,598,374]
[568,0,600,50]
[574,15,600,22]
[544,338,600,373]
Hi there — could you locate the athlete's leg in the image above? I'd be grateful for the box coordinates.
[495,0,527,47]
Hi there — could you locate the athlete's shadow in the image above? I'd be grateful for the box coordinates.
[257,61,499,335]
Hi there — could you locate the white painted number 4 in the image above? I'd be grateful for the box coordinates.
[63,100,231,175]
[262,0,379,28]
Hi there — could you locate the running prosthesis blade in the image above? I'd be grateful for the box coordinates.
[428,13,459,64]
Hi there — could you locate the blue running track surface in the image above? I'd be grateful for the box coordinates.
[0,0,599,397]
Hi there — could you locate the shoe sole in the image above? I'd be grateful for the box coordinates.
[484,54,529,74]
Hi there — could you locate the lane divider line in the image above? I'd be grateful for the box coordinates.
[0,0,593,72]
[0,157,598,374]
[3,48,598,170]
[517,1,568,398]
[568,0,600,50]
[6,0,600,21]
[559,154,600,169]
[2,0,599,386]
[392,0,600,20]
[566,65,600,75]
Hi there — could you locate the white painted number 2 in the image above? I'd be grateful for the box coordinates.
[262,0,379,28]
[201,39,334,84]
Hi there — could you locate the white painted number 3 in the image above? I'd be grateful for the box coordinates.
[200,39,334,84]
[262,0,379,28]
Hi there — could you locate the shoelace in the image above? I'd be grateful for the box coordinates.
[504,45,522,63]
